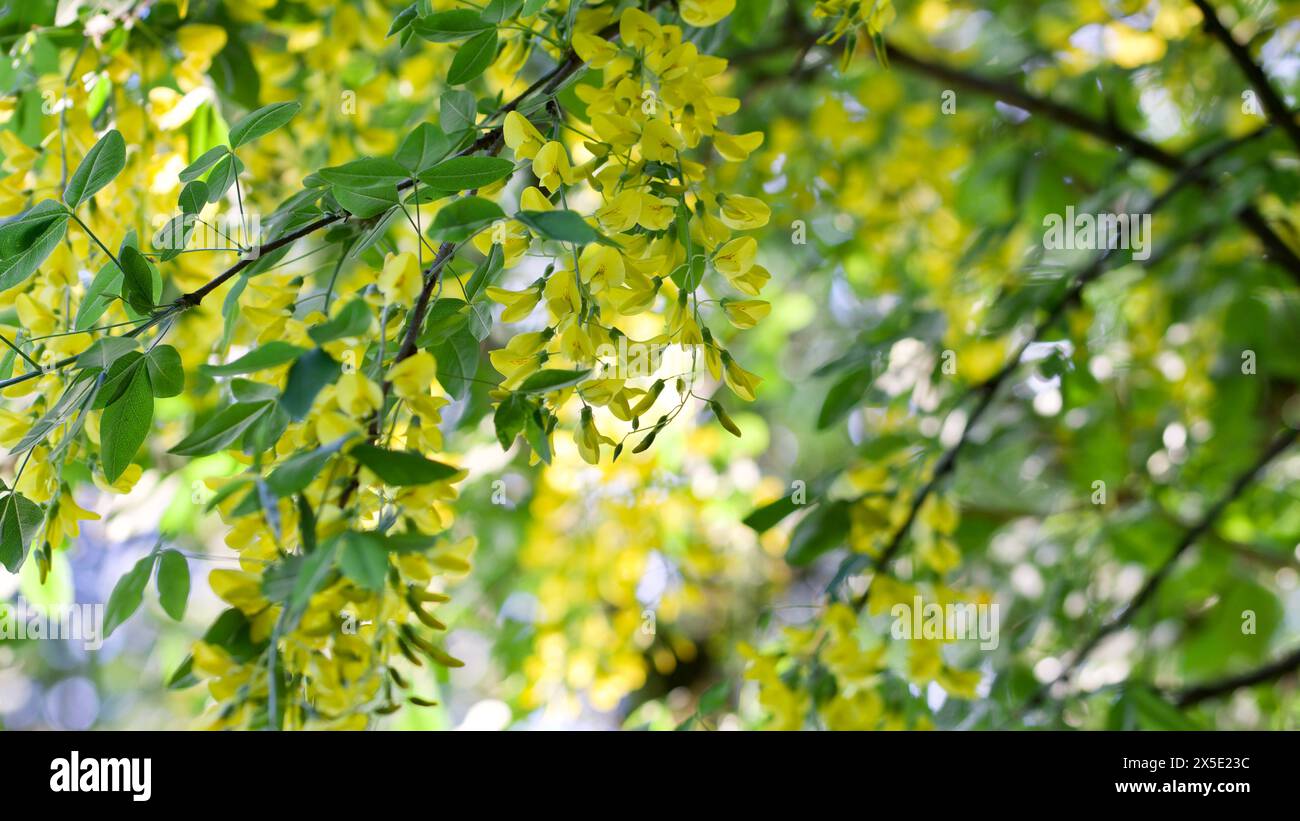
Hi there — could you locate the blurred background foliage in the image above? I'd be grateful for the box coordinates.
[2,0,1299,729]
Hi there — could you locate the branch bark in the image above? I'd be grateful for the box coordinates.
[849,131,1262,612]
[873,38,1300,285]
[1190,0,1300,156]
[1025,427,1300,712]
[1172,644,1300,708]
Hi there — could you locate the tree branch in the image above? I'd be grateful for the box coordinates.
[1026,427,1299,711]
[0,19,615,394]
[872,38,1300,285]
[1172,644,1300,708]
[1190,0,1300,156]
[848,132,1260,612]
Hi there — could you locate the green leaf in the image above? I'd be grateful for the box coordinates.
[493,392,528,449]
[0,200,70,292]
[447,30,498,85]
[339,531,389,592]
[100,367,154,483]
[74,260,123,328]
[179,180,209,215]
[518,367,590,394]
[229,379,279,404]
[730,0,772,44]
[179,146,229,183]
[481,0,524,23]
[785,500,851,566]
[307,298,372,344]
[153,214,196,262]
[280,348,341,420]
[63,129,125,207]
[388,3,419,37]
[92,351,144,409]
[156,549,190,621]
[75,336,138,371]
[144,344,184,397]
[104,552,156,638]
[201,341,306,376]
[417,156,514,192]
[440,91,477,136]
[228,101,301,149]
[317,156,408,190]
[464,242,503,301]
[413,10,492,41]
[205,154,244,203]
[523,406,551,464]
[818,362,875,430]
[169,400,273,456]
[166,655,196,689]
[515,209,602,245]
[396,123,452,174]
[118,245,156,314]
[430,325,479,400]
[0,491,43,573]
[243,403,289,456]
[429,195,503,241]
[10,375,96,455]
[350,443,460,485]
[743,494,803,533]
[265,435,353,497]
[332,183,399,218]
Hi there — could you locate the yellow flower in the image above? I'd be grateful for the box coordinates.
[595,189,642,232]
[721,352,761,401]
[822,689,884,730]
[572,32,619,68]
[388,351,437,401]
[639,120,685,163]
[46,491,100,550]
[721,298,770,329]
[717,194,770,230]
[377,251,423,305]
[679,0,736,28]
[533,140,577,192]
[504,111,546,160]
[578,243,625,290]
[209,569,269,615]
[487,284,542,323]
[619,7,662,50]
[713,130,764,161]
[937,666,981,699]
[177,24,227,62]
[334,372,382,417]
[638,194,677,230]
[726,262,771,296]
[575,406,614,464]
[713,236,757,276]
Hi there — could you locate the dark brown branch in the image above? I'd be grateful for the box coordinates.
[1026,427,1300,711]
[1190,0,1300,156]
[872,38,1300,286]
[1173,644,1300,708]
[849,132,1258,612]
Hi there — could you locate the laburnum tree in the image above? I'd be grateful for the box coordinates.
[0,0,1298,731]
